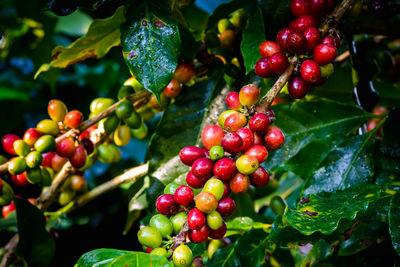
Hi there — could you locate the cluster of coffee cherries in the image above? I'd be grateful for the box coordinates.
[136,84,285,266]
[255,0,340,99]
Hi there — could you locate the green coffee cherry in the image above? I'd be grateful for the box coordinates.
[36,119,59,136]
[131,122,148,139]
[207,210,223,230]
[103,116,120,133]
[203,178,224,201]
[270,196,286,216]
[34,135,56,153]
[164,182,180,195]
[8,157,26,175]
[26,167,42,184]
[138,107,154,122]
[40,166,52,187]
[218,18,235,34]
[118,86,135,100]
[13,140,30,157]
[173,244,193,267]
[97,143,121,164]
[25,151,43,168]
[124,112,142,129]
[209,146,224,161]
[320,63,334,77]
[0,181,14,206]
[90,98,115,115]
[124,77,144,92]
[113,125,131,147]
[207,239,223,259]
[149,214,174,238]
[170,212,187,234]
[230,8,248,28]
[137,226,162,248]
[58,190,75,206]
[150,248,169,258]
[115,100,134,119]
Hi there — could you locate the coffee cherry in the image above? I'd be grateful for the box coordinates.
[2,201,15,218]
[259,41,281,57]
[23,128,42,147]
[290,15,317,32]
[225,92,242,111]
[42,152,55,167]
[230,8,248,28]
[80,138,94,155]
[310,0,329,17]
[320,63,334,77]
[48,99,68,122]
[64,110,83,129]
[156,194,179,215]
[253,132,264,146]
[137,226,162,248]
[236,155,259,175]
[264,126,285,151]
[164,182,179,195]
[124,111,142,129]
[255,57,273,78]
[230,173,250,193]
[37,119,59,136]
[201,125,224,150]
[69,145,87,169]
[34,135,56,153]
[188,208,206,230]
[217,197,236,217]
[186,171,206,189]
[321,35,340,48]
[8,157,26,175]
[239,84,260,106]
[287,31,307,54]
[218,110,238,129]
[207,210,223,230]
[313,44,337,65]
[209,146,224,161]
[236,128,254,152]
[26,167,42,184]
[179,146,204,166]
[224,113,247,132]
[303,27,321,51]
[173,244,193,267]
[276,28,293,52]
[250,166,270,187]
[191,157,214,180]
[213,158,236,181]
[245,145,268,163]
[51,154,67,171]
[118,85,135,100]
[313,77,328,87]
[209,221,227,239]
[164,79,182,98]
[288,76,308,98]
[12,172,30,188]
[91,98,115,114]
[174,185,194,207]
[301,59,321,83]
[221,132,243,154]
[270,196,286,215]
[219,29,235,49]
[268,53,289,75]
[291,0,311,17]
[249,113,271,133]
[174,63,195,84]
[218,18,235,34]
[115,100,134,119]
[151,248,169,258]
[222,181,231,198]
[170,212,187,234]
[25,151,43,168]
[2,134,21,155]
[59,191,75,206]
[195,191,218,213]
[71,175,87,192]
[149,214,173,238]
[13,140,30,157]
[203,178,225,201]
[189,224,210,243]
[56,138,75,158]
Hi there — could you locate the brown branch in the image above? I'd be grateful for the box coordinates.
[335,50,350,63]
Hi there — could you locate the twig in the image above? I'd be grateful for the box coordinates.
[335,50,350,63]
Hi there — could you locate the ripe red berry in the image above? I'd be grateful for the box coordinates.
[230,173,250,193]
[174,185,194,207]
[287,31,307,54]
[291,0,311,17]
[268,52,289,74]
[156,194,180,215]
[56,138,76,158]
[255,57,274,78]
[303,27,321,51]
[239,84,260,106]
[236,128,254,152]
[288,76,308,98]
[209,222,227,239]
[164,78,182,98]
[69,145,87,168]
[2,201,15,218]
[222,181,231,198]
[313,44,337,65]
[259,41,281,57]
[12,172,30,188]
[217,197,236,217]
[249,166,270,187]
[266,108,276,124]
[174,63,195,84]
[180,146,205,166]
[81,138,94,155]
[51,154,67,171]
[221,132,243,154]
[64,110,83,129]
[245,145,268,163]
[23,128,42,147]
[2,134,21,155]
[189,224,209,243]
[310,0,329,17]
[290,15,317,32]
[224,113,247,132]
[321,35,340,48]
[276,28,293,52]
[225,92,242,111]
[186,171,206,188]
[191,157,214,180]
[188,208,206,230]
[264,126,285,151]
[42,152,56,168]
[249,113,271,133]
[201,125,224,150]
[253,132,264,146]
[213,158,237,181]
[301,59,321,83]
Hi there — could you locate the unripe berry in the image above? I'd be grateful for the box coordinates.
[13,140,30,157]
[288,76,308,98]
[164,182,180,195]
[201,125,224,150]
[56,138,76,158]
[173,244,193,267]
[209,146,224,161]
[209,221,227,239]
[320,63,334,77]
[151,248,168,258]
[189,224,209,243]
[188,208,206,230]
[259,41,281,57]
[191,157,214,180]
[2,201,15,218]
[290,15,317,32]
[2,134,21,155]
[249,113,271,133]
[64,110,83,129]
[217,197,236,217]
[25,151,43,168]
[8,157,26,175]
[217,18,235,34]
[245,145,268,163]
[37,119,60,136]
[230,8,248,28]
[218,110,238,129]
[164,78,182,98]
[236,128,254,152]
[23,128,42,147]
[239,84,260,106]
[225,92,242,111]
[69,145,87,168]
[170,212,188,234]
[313,44,337,65]
[179,146,205,166]
[224,112,247,132]
[174,185,194,207]
[174,63,195,84]
[34,135,56,153]
[291,0,311,17]
[221,132,243,154]
[264,126,285,151]
[149,214,174,238]
[156,194,180,215]
[48,99,68,122]
[235,155,259,175]
[207,210,223,230]
[71,175,87,192]
[115,100,134,119]
[303,27,321,51]
[51,154,67,171]
[255,57,274,78]
[230,172,250,193]
[301,59,321,83]
[90,98,115,114]
[137,226,162,248]
[186,171,206,189]
[195,191,218,213]
[203,178,225,201]
[213,158,237,181]
[250,166,270,187]
[219,30,235,49]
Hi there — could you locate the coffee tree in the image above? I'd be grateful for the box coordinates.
[0,0,399,266]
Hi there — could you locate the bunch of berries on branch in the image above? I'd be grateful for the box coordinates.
[255,0,339,99]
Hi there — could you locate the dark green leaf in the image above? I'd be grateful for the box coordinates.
[121,0,181,101]
[76,249,134,267]
[240,6,264,74]
[15,198,56,267]
[291,239,333,267]
[226,217,270,232]
[259,0,291,39]
[389,192,400,255]
[0,212,17,232]
[285,185,381,235]
[109,252,173,266]
[207,244,242,267]
[0,86,29,101]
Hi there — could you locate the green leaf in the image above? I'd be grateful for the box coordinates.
[121,0,181,101]
[389,192,400,255]
[207,244,242,267]
[75,249,133,267]
[226,217,271,232]
[35,6,125,78]
[240,6,265,74]
[109,252,173,266]
[259,0,291,39]
[15,198,56,267]
[291,239,333,267]
[0,86,30,101]
[0,212,17,232]
[284,185,381,235]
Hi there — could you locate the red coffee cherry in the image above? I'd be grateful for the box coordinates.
[201,125,224,150]
[225,92,242,111]
[174,185,194,207]
[209,222,227,239]
[51,154,67,171]
[64,110,84,129]
[221,132,243,154]
[250,166,270,187]
[191,157,214,180]
[213,158,237,181]
[276,28,293,52]
[164,78,182,98]
[42,152,56,168]
[245,145,268,163]
[186,171,206,189]
[56,138,76,158]
[321,35,340,48]
[254,57,274,78]
[156,194,180,215]
[12,172,30,188]
[2,201,15,218]
[301,59,321,83]
[264,126,285,151]
[2,134,21,155]
[69,145,87,169]
[179,146,205,166]
[288,76,308,98]
[313,44,337,65]
[313,76,328,87]
[310,0,329,17]
[290,15,317,32]
[23,128,42,147]
[239,84,260,106]
[303,27,321,51]
[174,63,195,84]
[259,41,281,57]
[268,52,289,74]
[230,173,250,193]
[266,108,276,124]
[188,208,206,230]
[249,113,271,133]
[291,0,311,17]
[253,132,264,146]
[217,197,236,217]
[48,99,68,122]
[287,31,307,54]
[224,113,247,132]
[81,138,94,155]
[189,224,210,243]
[222,181,231,198]
[236,128,254,152]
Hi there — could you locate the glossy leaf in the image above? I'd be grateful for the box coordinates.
[35,6,125,78]
[291,239,333,267]
[389,192,400,255]
[284,185,381,235]
[109,252,173,266]
[259,0,291,39]
[75,249,134,267]
[121,0,181,101]
[226,216,270,232]
[240,6,265,74]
